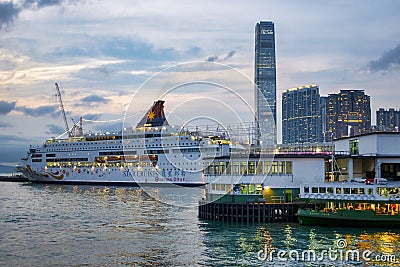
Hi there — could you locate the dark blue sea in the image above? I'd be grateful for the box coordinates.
[1,182,400,266]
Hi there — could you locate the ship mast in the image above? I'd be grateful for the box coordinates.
[55,83,71,137]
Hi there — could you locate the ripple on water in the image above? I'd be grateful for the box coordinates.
[2,183,400,266]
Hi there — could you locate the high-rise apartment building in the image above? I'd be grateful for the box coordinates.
[282,85,323,144]
[320,96,328,141]
[254,21,277,144]
[325,90,371,141]
[376,108,400,132]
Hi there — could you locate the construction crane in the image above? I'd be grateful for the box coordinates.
[55,83,71,137]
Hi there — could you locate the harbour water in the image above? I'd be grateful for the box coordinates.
[1,182,400,266]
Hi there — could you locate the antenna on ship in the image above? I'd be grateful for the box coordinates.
[55,83,71,137]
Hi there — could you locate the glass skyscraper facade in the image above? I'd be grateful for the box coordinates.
[254,21,276,144]
[282,85,323,144]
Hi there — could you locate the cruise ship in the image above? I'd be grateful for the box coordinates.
[18,100,235,186]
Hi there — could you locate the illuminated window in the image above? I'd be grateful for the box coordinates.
[248,184,255,194]
[248,161,255,174]
[279,162,285,174]
[256,184,263,194]
[349,139,359,155]
[233,162,240,175]
[219,162,225,175]
[271,161,278,174]
[256,161,263,175]
[240,162,247,175]
[264,161,270,174]
[241,184,248,194]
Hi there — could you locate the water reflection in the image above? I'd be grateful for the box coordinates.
[1,183,206,266]
[200,222,400,266]
[2,182,400,266]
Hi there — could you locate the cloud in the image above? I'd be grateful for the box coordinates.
[16,105,59,117]
[0,134,29,142]
[0,100,16,115]
[46,124,65,135]
[81,95,109,104]
[0,2,20,31]
[367,44,400,72]
[24,0,70,9]
[79,66,116,78]
[206,55,219,62]
[82,113,101,121]
[223,50,236,60]
[93,121,123,133]
[205,50,236,62]
[0,0,77,31]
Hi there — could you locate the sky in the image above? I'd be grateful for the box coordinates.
[1,0,400,164]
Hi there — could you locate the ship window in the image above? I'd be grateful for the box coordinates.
[304,187,309,193]
[312,187,318,193]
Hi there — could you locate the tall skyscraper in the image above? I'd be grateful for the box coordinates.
[254,21,277,144]
[282,85,323,144]
[376,108,400,132]
[325,90,371,141]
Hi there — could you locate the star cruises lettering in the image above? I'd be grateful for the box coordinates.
[123,170,158,177]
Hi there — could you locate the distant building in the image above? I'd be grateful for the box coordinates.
[376,108,400,132]
[254,21,277,144]
[325,90,371,141]
[282,85,323,144]
[320,96,328,141]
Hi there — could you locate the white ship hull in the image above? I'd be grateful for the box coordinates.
[18,165,205,187]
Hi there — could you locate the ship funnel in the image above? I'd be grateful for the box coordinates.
[136,100,169,127]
